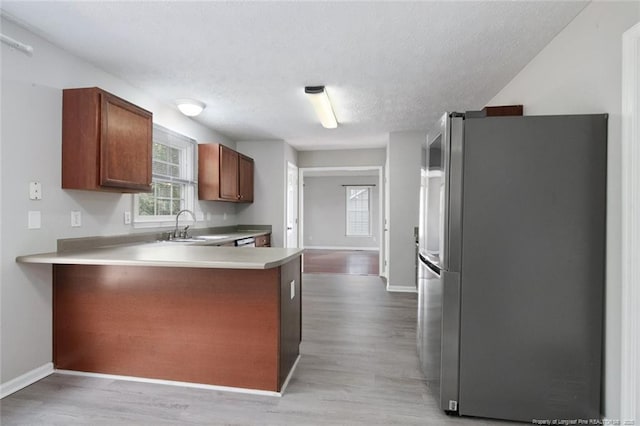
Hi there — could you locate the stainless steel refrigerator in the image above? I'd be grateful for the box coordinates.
[417,112,607,422]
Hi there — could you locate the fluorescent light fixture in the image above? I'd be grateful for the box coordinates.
[175,99,206,117]
[304,86,338,129]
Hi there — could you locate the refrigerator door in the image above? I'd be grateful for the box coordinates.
[439,114,465,412]
[419,113,464,413]
[457,115,607,422]
[417,254,443,394]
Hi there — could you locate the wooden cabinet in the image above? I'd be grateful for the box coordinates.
[219,145,238,200]
[238,154,254,202]
[255,234,271,247]
[62,87,152,193]
[53,255,301,392]
[198,143,254,202]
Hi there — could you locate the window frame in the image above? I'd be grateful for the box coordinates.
[133,124,197,228]
[345,185,372,237]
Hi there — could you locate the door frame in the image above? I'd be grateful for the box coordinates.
[620,21,640,422]
[285,161,299,248]
[298,166,384,276]
[383,156,390,279]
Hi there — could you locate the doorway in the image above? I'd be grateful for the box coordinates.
[285,162,299,248]
[299,166,384,276]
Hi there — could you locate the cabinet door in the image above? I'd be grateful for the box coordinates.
[198,144,221,200]
[255,234,271,247]
[238,154,254,202]
[100,92,152,191]
[219,145,239,200]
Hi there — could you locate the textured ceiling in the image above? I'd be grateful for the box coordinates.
[1,1,588,150]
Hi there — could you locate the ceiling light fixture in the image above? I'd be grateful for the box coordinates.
[304,86,338,129]
[175,99,206,117]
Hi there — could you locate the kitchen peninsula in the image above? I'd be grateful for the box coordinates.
[17,243,303,395]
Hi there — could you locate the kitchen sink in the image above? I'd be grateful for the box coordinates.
[163,235,231,243]
[168,237,207,242]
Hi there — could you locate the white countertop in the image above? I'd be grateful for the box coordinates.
[16,244,303,270]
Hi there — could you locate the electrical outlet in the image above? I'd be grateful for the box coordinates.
[223,213,227,221]
[123,211,132,225]
[29,182,42,200]
[28,211,41,229]
[71,210,82,227]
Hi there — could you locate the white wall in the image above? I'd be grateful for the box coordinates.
[303,175,379,249]
[235,140,298,248]
[386,131,423,291]
[0,18,237,385]
[298,148,386,168]
[487,2,640,419]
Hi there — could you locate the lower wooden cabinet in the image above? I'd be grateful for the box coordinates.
[255,234,271,247]
[52,257,301,392]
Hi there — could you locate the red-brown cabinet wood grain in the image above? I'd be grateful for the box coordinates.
[238,154,254,202]
[62,87,152,193]
[53,257,301,392]
[255,233,271,247]
[198,143,254,203]
[219,145,239,200]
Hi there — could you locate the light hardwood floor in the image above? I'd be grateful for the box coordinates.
[303,250,380,275]
[1,274,517,425]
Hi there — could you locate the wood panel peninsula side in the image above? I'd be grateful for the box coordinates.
[18,245,303,394]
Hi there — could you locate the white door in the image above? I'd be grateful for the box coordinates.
[286,162,299,248]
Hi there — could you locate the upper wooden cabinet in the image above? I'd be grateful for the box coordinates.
[238,153,254,202]
[62,87,152,193]
[219,145,239,200]
[198,143,254,203]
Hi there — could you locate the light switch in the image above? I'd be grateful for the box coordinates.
[29,182,42,200]
[71,210,82,227]
[290,280,295,300]
[28,211,41,229]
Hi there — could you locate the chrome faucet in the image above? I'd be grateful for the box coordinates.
[173,209,196,239]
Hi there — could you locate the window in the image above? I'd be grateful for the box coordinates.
[345,186,371,236]
[134,124,196,226]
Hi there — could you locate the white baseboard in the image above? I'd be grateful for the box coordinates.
[0,362,54,399]
[279,355,301,394]
[55,361,303,397]
[386,284,418,293]
[304,246,379,251]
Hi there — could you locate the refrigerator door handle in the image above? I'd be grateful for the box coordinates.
[420,253,441,276]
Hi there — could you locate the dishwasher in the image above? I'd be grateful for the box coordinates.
[235,237,256,247]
